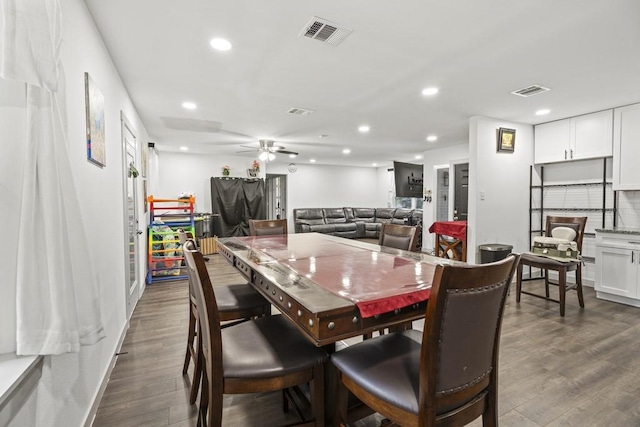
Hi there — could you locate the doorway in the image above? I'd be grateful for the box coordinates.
[265,174,287,220]
[435,167,449,222]
[453,163,469,221]
[121,113,141,319]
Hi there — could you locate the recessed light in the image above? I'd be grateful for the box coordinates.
[342,148,351,154]
[180,146,189,151]
[536,109,551,116]
[421,87,439,96]
[210,38,232,51]
[182,102,197,110]
[372,163,378,167]
[426,135,438,142]
[415,155,423,159]
[358,125,370,133]
[310,159,316,163]
[289,153,297,158]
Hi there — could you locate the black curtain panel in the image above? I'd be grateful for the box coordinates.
[210,177,266,237]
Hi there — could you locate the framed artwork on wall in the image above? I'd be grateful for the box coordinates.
[497,127,516,152]
[85,72,106,166]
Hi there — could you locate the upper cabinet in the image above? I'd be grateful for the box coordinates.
[534,110,613,164]
[613,103,640,190]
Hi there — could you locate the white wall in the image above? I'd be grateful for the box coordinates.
[268,162,385,229]
[421,143,469,251]
[1,0,150,425]
[156,151,263,212]
[154,155,385,233]
[468,116,534,264]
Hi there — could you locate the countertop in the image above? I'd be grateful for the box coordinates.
[595,227,640,235]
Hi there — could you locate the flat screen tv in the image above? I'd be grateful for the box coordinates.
[393,161,423,198]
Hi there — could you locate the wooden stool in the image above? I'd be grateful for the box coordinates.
[429,220,467,262]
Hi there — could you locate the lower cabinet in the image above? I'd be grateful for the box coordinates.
[595,231,640,307]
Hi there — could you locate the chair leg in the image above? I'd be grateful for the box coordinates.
[576,265,585,308]
[198,373,208,427]
[183,308,196,375]
[335,373,349,427]
[544,269,550,298]
[190,332,203,404]
[559,267,566,317]
[516,262,523,303]
[209,374,224,427]
[312,364,325,427]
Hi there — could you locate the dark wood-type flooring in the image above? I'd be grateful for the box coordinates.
[93,253,640,427]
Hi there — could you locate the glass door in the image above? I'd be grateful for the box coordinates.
[122,114,140,318]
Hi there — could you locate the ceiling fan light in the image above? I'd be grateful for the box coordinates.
[268,153,276,161]
[259,151,269,161]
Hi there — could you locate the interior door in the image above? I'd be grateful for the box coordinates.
[454,163,468,221]
[435,167,449,222]
[266,174,287,220]
[122,113,140,318]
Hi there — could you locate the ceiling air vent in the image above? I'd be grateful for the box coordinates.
[511,84,551,97]
[300,17,353,46]
[287,107,314,115]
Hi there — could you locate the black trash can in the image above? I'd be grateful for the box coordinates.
[479,243,513,264]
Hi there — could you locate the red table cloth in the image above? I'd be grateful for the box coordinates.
[428,220,467,240]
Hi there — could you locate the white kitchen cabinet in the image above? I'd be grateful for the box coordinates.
[534,110,613,164]
[612,103,640,190]
[595,230,640,307]
[534,119,571,164]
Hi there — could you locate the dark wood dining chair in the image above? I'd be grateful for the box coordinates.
[182,239,328,427]
[332,254,519,427]
[378,223,420,252]
[177,229,271,404]
[516,216,587,316]
[248,218,288,236]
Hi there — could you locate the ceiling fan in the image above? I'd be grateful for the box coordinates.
[237,139,299,161]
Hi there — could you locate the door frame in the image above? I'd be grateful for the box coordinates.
[121,112,141,319]
[265,174,288,220]
[449,159,469,221]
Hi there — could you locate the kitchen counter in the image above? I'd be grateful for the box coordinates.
[595,227,640,235]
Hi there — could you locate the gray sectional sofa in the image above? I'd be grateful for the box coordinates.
[293,207,422,239]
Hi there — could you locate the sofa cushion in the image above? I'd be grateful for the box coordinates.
[306,224,337,234]
[353,208,376,223]
[392,208,413,225]
[334,222,357,232]
[375,208,396,223]
[324,208,347,224]
[364,223,381,231]
[294,208,326,226]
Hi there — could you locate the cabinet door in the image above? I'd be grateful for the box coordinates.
[613,103,640,190]
[570,110,613,160]
[595,246,638,298]
[534,119,571,164]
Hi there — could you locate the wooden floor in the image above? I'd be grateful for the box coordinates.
[93,254,640,427]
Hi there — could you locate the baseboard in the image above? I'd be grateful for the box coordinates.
[84,320,129,427]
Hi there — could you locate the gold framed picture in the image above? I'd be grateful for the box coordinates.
[497,128,515,152]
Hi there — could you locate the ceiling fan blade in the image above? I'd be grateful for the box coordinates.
[236,149,258,153]
[277,149,299,156]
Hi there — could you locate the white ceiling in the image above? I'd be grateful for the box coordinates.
[84,0,640,167]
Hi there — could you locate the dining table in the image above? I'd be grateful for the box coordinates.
[216,232,463,348]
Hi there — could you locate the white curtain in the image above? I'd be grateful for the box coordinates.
[1,0,105,354]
